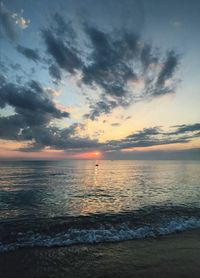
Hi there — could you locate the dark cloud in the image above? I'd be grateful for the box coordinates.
[154,51,179,96]
[85,100,118,120]
[19,124,100,152]
[0,80,69,142]
[83,28,180,119]
[17,45,40,62]
[42,16,180,119]
[0,115,25,140]
[49,64,62,82]
[80,28,141,118]
[82,27,138,98]
[170,123,200,135]
[21,123,199,153]
[0,76,199,156]
[42,29,82,73]
[53,13,76,39]
[140,43,159,71]
[157,51,179,86]
[20,122,200,153]
[0,81,69,123]
[0,79,100,152]
[0,3,198,158]
[104,124,200,151]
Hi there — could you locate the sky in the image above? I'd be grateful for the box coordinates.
[0,0,200,159]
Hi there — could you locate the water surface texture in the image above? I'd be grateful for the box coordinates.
[0,160,200,251]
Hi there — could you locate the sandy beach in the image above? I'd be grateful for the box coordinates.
[1,229,200,278]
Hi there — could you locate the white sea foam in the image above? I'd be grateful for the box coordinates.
[1,217,200,253]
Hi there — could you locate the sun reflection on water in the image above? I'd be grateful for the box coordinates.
[1,160,200,220]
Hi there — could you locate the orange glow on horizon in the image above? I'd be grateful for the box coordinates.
[0,149,103,160]
[72,151,102,159]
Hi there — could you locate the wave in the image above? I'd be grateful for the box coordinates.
[1,205,200,252]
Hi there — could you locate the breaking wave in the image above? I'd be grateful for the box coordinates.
[1,205,200,252]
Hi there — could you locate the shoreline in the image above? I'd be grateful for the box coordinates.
[1,229,200,278]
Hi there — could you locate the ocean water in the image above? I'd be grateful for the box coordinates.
[0,159,200,252]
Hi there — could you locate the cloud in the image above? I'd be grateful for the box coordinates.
[0,80,69,142]
[0,81,69,122]
[104,125,200,151]
[0,114,25,140]
[17,45,40,62]
[49,64,62,82]
[170,123,200,135]
[42,29,82,73]
[82,29,179,119]
[82,27,138,98]
[13,11,30,29]
[19,124,100,152]
[0,79,100,152]
[0,76,199,156]
[53,13,76,39]
[42,15,180,119]
[0,2,30,40]
[85,100,118,120]
[154,51,179,96]
[18,122,200,153]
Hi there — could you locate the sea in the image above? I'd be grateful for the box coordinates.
[0,159,200,252]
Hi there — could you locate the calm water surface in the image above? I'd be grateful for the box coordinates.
[0,160,200,219]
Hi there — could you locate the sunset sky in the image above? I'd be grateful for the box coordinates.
[0,0,200,159]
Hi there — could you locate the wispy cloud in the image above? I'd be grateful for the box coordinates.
[42,14,180,119]
[104,124,200,151]
[17,45,40,63]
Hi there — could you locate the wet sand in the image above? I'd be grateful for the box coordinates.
[1,230,200,278]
